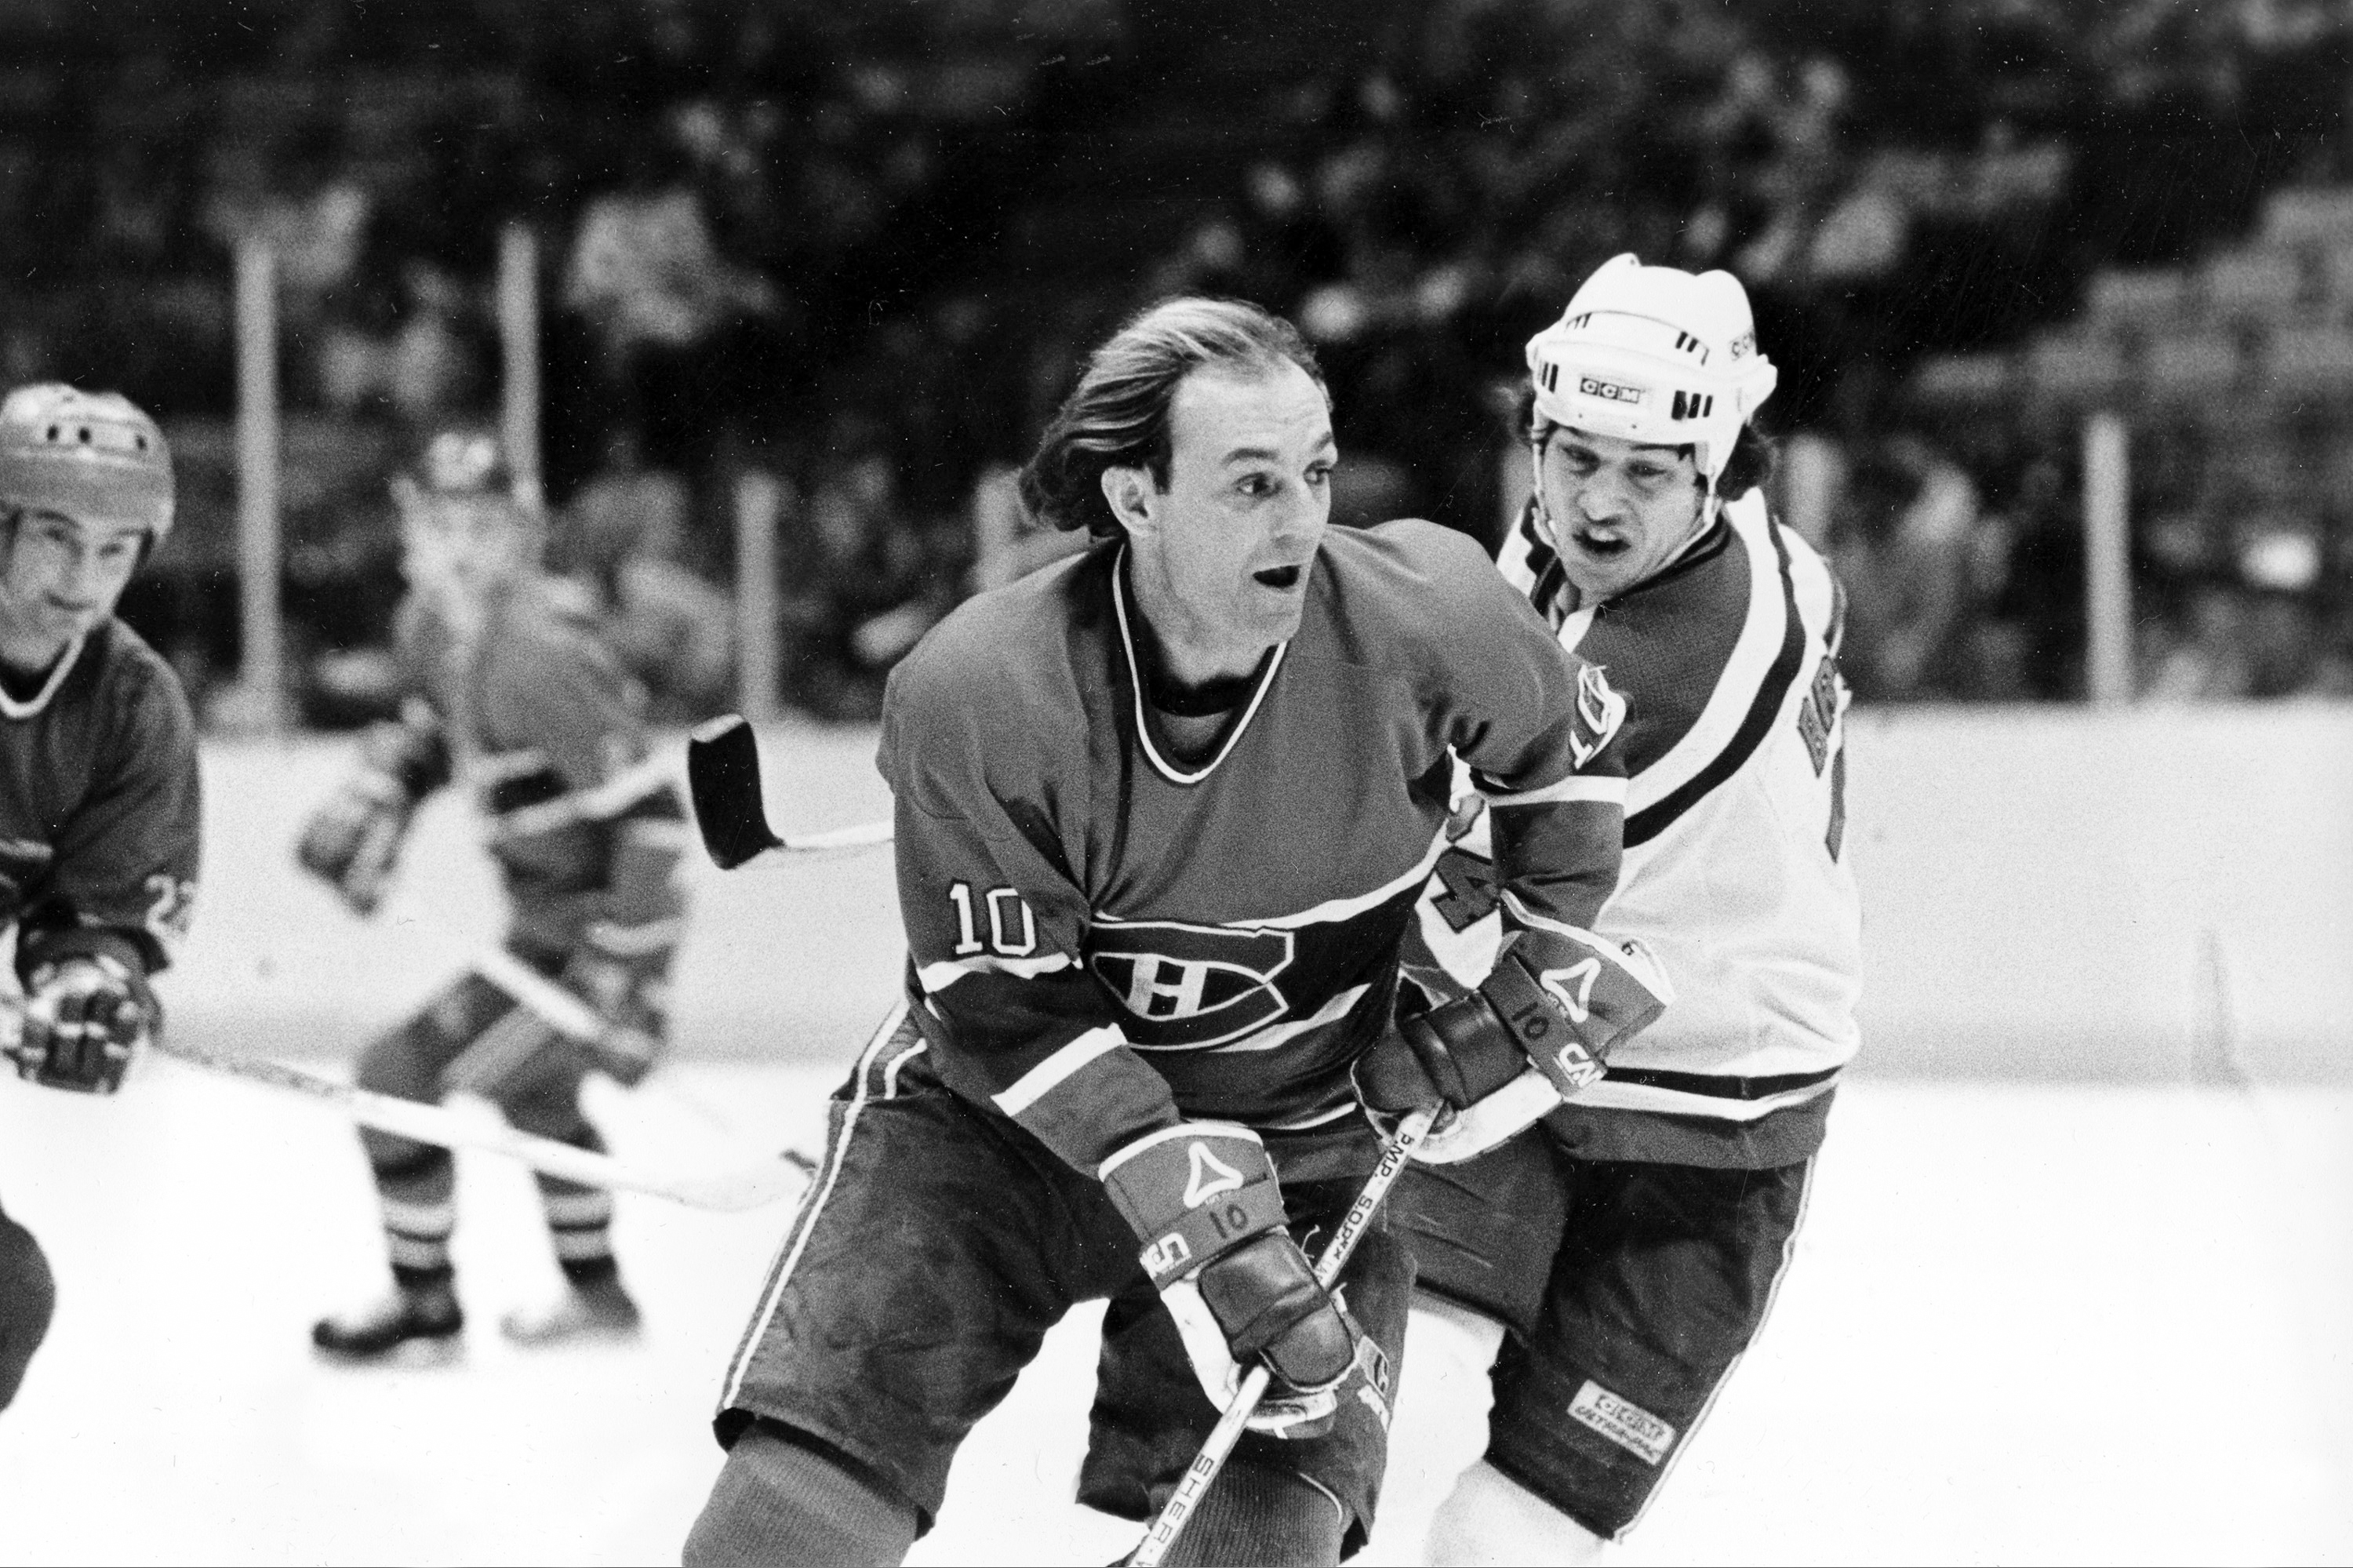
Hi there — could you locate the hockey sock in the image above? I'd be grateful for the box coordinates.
[0,1207,56,1410]
[683,1421,919,1567]
[537,1175,618,1282]
[1153,1459,1346,1567]
[372,1146,456,1292]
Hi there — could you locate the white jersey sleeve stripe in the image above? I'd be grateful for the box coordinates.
[916,951,1077,991]
[991,1024,1128,1118]
[1572,1075,1838,1122]
[1098,1119,1264,1181]
[1482,773,1627,809]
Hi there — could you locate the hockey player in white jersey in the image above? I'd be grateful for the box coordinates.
[1356,254,1862,1563]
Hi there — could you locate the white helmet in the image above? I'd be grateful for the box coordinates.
[0,384,174,540]
[1524,254,1777,491]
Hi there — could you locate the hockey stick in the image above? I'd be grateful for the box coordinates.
[140,1034,806,1212]
[0,970,799,1212]
[1130,1103,1443,1568]
[686,715,893,870]
[480,748,683,845]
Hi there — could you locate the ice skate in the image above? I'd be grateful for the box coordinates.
[311,1282,464,1365]
[499,1276,642,1348]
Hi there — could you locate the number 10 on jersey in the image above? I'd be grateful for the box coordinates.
[947,882,1038,956]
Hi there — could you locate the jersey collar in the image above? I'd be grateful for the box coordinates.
[0,629,88,721]
[1111,545,1290,787]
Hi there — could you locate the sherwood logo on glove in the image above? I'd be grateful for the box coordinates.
[1087,920,1296,1047]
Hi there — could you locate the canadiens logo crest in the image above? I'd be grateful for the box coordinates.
[1087,920,1295,1048]
[1569,664,1627,768]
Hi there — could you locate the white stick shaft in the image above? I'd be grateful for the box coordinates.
[147,1036,791,1210]
[1131,1104,1440,1567]
[771,818,894,854]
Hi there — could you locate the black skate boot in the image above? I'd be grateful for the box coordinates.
[500,1268,641,1348]
[311,1277,464,1364]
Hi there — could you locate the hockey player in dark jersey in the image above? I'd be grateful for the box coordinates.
[301,431,689,1361]
[684,299,1670,1567]
[1358,256,1863,1564]
[0,385,200,1411]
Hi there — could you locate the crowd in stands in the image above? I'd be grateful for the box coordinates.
[0,0,2348,720]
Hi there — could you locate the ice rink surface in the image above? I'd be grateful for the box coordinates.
[2,725,2348,1564]
[4,1069,2347,1566]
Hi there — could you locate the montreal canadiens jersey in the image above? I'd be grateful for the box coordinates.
[880,520,1629,1179]
[0,617,200,982]
[396,577,684,958]
[1410,490,1862,1168]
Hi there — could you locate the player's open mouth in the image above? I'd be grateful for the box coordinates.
[1253,564,1304,590]
[1572,526,1632,559]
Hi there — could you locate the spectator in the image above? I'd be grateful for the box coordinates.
[1830,435,1979,700]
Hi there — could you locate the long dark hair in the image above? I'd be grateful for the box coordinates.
[1018,297,1327,537]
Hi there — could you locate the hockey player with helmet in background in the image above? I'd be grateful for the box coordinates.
[1357,255,1863,1564]
[301,431,690,1361]
[0,385,200,1411]
[684,298,1666,1568]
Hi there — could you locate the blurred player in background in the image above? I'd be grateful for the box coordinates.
[300,431,689,1361]
[0,385,199,1410]
[1359,256,1863,1564]
[684,298,1665,1567]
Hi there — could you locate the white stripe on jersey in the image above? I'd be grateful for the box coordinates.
[917,950,1077,992]
[1566,1076,1838,1122]
[991,1024,1128,1116]
[1481,773,1627,809]
[1202,984,1370,1054]
[1617,493,1791,820]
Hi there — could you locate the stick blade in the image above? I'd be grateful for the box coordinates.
[686,715,782,870]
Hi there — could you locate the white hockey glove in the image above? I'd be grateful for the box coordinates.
[1100,1122,1369,1439]
[9,953,158,1095]
[1356,932,1670,1163]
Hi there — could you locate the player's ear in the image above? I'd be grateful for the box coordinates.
[1100,464,1155,537]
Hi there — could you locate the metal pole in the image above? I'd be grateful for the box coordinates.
[235,237,283,732]
[2082,410,2133,707]
[734,469,781,723]
[498,224,542,509]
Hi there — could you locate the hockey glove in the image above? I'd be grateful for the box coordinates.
[296,714,450,916]
[560,944,669,1087]
[10,953,158,1094]
[1100,1123,1365,1439]
[1356,931,1670,1163]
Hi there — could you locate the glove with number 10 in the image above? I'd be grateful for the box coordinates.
[1358,930,1671,1162]
[1100,1122,1364,1439]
